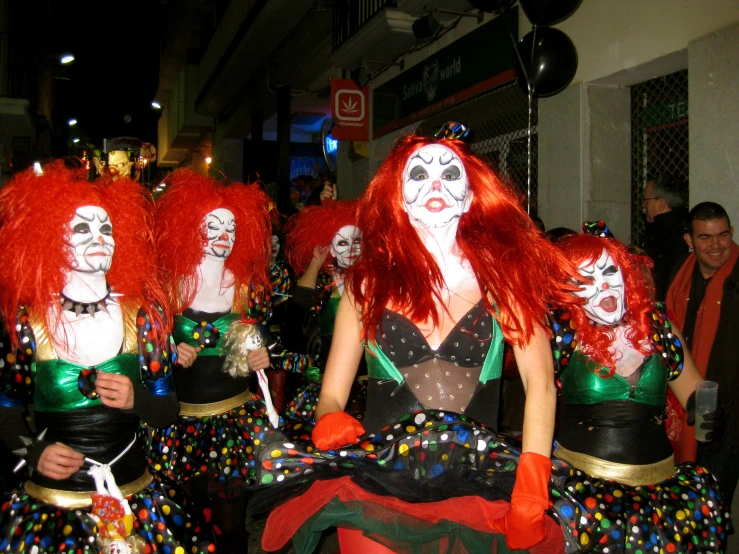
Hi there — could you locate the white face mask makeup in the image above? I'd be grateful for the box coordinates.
[204,208,235,259]
[574,248,626,326]
[67,205,115,274]
[402,144,471,229]
[270,234,280,266]
[330,224,361,269]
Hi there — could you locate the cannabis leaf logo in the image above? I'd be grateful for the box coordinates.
[341,96,359,115]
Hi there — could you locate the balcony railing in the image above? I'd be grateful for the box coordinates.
[333,0,397,50]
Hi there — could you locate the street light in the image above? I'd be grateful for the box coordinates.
[68,119,77,126]
[151,101,162,109]
[60,54,75,64]
[205,157,212,165]
[72,138,80,143]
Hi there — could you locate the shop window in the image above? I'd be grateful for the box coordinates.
[630,70,689,247]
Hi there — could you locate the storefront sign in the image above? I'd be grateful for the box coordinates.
[373,8,518,137]
[331,79,370,141]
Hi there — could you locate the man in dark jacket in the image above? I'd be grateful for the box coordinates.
[667,202,739,505]
[641,174,690,300]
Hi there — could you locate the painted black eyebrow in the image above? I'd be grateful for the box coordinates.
[579,265,595,275]
[75,210,95,222]
[409,151,434,165]
[207,213,225,225]
[597,255,609,270]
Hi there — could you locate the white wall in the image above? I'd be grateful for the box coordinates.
[526,0,739,86]
[341,1,739,204]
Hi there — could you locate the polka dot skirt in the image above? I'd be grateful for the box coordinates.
[0,475,216,553]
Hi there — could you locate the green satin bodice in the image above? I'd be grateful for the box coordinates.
[319,293,341,337]
[173,313,240,357]
[560,352,667,407]
[33,354,140,412]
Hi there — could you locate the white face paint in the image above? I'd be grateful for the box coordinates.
[270,234,280,265]
[574,248,626,326]
[246,331,263,351]
[203,208,235,259]
[108,540,131,554]
[67,206,115,274]
[402,144,471,229]
[330,224,361,269]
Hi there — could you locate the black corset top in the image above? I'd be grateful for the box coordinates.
[375,299,492,369]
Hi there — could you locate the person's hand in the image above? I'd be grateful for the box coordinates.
[312,411,365,450]
[95,372,135,410]
[311,245,331,266]
[488,452,552,550]
[247,346,271,371]
[176,342,199,368]
[37,443,85,480]
[319,183,337,203]
[686,391,723,442]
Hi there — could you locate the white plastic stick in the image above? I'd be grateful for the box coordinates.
[257,369,280,428]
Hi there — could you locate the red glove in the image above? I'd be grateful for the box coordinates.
[312,411,366,451]
[488,452,552,550]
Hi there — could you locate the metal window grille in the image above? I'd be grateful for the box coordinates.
[630,70,689,246]
[416,82,539,215]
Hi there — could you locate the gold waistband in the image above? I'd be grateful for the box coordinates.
[24,470,153,509]
[179,389,252,417]
[554,443,675,487]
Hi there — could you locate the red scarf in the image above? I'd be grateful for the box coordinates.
[666,242,739,463]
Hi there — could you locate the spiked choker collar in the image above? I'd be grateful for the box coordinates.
[59,287,112,317]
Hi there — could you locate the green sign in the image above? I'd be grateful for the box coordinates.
[644,97,688,130]
[373,8,518,137]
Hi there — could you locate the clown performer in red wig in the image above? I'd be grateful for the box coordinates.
[150,168,279,550]
[0,162,215,554]
[247,124,579,553]
[548,224,728,553]
[276,198,369,423]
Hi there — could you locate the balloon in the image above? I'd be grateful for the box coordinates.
[520,0,582,26]
[512,27,578,98]
[467,0,517,14]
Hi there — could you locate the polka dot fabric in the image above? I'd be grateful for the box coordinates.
[155,394,277,485]
[549,460,729,553]
[0,476,216,553]
[249,408,520,503]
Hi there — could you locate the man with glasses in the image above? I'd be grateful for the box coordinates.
[641,174,690,300]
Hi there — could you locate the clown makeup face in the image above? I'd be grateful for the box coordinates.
[270,234,280,265]
[574,248,626,326]
[331,225,361,269]
[245,331,263,351]
[204,208,235,259]
[107,150,133,179]
[108,540,131,554]
[402,144,471,229]
[67,206,115,274]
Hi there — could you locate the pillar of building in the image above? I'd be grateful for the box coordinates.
[538,83,632,241]
[688,23,739,226]
[276,86,291,214]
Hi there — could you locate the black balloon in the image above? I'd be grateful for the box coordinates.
[467,0,517,14]
[512,27,578,98]
[519,0,582,26]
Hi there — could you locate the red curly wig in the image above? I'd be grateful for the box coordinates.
[154,169,272,314]
[284,200,359,274]
[0,161,169,338]
[349,134,579,346]
[556,234,655,374]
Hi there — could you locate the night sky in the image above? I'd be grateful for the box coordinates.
[32,0,167,150]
